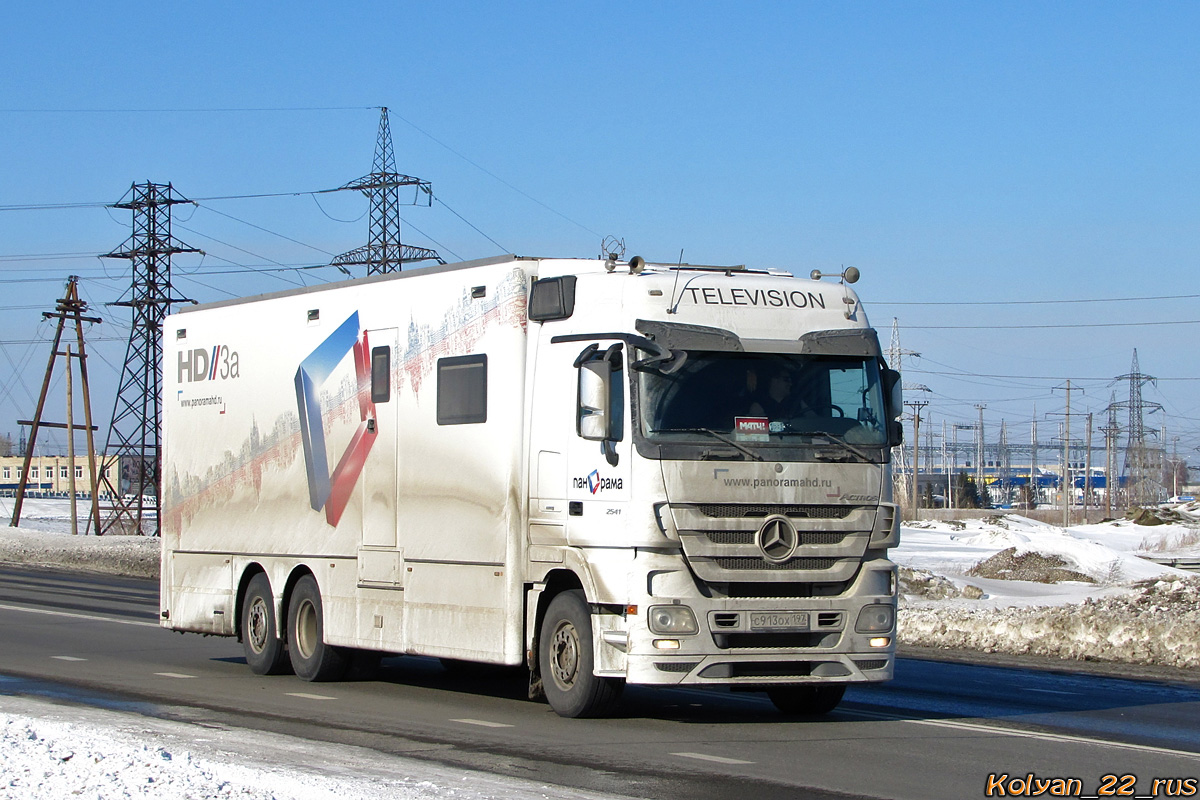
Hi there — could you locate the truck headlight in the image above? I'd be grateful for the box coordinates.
[648,605,698,635]
[855,604,895,633]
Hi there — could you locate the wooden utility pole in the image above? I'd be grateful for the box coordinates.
[66,345,78,535]
[10,278,102,534]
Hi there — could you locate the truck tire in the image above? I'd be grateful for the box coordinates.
[767,684,846,716]
[241,573,290,675]
[538,590,623,718]
[286,575,349,682]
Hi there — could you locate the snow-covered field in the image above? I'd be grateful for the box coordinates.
[893,509,1200,668]
[0,695,619,800]
[2,497,1200,798]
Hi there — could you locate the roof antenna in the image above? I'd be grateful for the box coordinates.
[666,249,684,314]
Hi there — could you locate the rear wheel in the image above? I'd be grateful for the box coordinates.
[287,575,349,682]
[767,684,846,716]
[538,590,623,718]
[241,573,289,675]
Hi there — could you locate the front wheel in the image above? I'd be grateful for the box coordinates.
[241,573,289,675]
[538,590,623,718]
[767,684,846,716]
[287,575,349,682]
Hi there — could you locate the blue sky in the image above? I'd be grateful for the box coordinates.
[2,2,1198,473]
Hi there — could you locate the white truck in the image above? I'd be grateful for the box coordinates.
[160,254,903,718]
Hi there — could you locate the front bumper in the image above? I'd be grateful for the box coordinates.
[603,556,897,686]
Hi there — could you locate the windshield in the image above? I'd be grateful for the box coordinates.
[637,351,888,457]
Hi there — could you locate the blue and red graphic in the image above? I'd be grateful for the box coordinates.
[586,469,601,494]
[295,312,375,526]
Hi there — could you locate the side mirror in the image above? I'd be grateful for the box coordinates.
[882,367,903,448]
[578,359,612,441]
[882,368,902,419]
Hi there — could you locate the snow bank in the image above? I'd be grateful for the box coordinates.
[895,509,1200,668]
[897,513,1187,586]
[0,526,158,578]
[901,577,1200,668]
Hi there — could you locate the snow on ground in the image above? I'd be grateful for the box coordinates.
[0,694,622,800]
[0,496,157,578]
[892,508,1200,668]
[894,513,1193,605]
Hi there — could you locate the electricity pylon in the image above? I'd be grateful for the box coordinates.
[332,107,444,275]
[1110,349,1163,507]
[886,318,923,511]
[99,182,200,535]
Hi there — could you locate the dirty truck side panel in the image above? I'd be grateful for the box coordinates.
[161,262,530,664]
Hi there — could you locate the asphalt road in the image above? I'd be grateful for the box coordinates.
[2,565,1199,800]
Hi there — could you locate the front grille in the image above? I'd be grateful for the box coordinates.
[655,662,697,673]
[705,530,849,546]
[700,661,814,679]
[855,659,889,671]
[712,556,839,571]
[695,504,854,520]
[713,632,837,649]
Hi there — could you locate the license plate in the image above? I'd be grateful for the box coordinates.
[749,612,810,631]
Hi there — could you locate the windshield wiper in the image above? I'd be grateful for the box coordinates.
[658,427,764,461]
[793,430,872,462]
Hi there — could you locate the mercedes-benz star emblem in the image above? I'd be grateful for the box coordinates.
[755,515,798,563]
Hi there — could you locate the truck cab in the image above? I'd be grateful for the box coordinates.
[523,258,902,716]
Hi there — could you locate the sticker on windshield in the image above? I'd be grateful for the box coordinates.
[734,416,770,442]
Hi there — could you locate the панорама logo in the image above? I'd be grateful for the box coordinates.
[573,469,623,494]
[295,312,375,526]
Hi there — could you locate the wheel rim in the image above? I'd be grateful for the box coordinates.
[549,619,580,690]
[295,598,318,659]
[247,597,269,654]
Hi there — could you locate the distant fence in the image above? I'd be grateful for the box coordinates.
[903,507,1114,525]
[0,489,116,501]
[1144,556,1200,574]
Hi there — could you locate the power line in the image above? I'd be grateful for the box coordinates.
[173,223,304,287]
[0,200,112,211]
[909,368,1200,382]
[194,203,336,256]
[904,319,1200,330]
[401,219,464,263]
[435,196,508,254]
[388,108,603,240]
[0,252,99,261]
[0,106,375,113]
[877,293,1200,306]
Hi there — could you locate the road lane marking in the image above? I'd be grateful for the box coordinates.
[671,752,755,765]
[841,708,1200,761]
[450,718,515,728]
[154,672,195,679]
[1025,688,1078,695]
[51,656,88,662]
[0,602,157,628]
[285,692,336,701]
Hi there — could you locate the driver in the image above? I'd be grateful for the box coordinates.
[750,373,794,419]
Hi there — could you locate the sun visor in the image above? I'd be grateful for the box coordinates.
[797,328,882,357]
[635,319,743,352]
